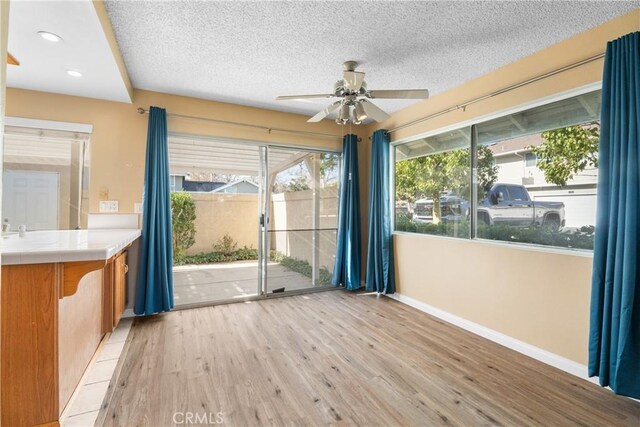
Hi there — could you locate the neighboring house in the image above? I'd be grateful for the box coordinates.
[489,134,598,228]
[170,174,185,192]
[211,179,259,194]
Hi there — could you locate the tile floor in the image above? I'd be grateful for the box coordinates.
[61,317,133,427]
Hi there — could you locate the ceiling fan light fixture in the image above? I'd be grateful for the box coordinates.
[277,61,428,125]
[355,101,368,122]
[337,103,350,124]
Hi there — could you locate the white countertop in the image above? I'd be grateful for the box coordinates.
[1,229,141,265]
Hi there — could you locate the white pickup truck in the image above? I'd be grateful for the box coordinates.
[478,183,565,230]
[412,183,565,230]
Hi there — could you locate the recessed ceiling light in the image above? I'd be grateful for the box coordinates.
[66,70,83,78]
[37,31,63,43]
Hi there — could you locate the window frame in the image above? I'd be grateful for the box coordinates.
[390,82,601,254]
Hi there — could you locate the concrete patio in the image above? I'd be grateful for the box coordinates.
[173,260,317,306]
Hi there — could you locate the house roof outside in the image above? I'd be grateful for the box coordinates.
[488,134,542,158]
[182,180,225,192]
[211,179,259,193]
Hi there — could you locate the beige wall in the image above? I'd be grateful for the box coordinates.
[369,9,640,365]
[4,87,371,277]
[271,187,338,270]
[5,88,345,215]
[186,188,339,270]
[188,192,259,255]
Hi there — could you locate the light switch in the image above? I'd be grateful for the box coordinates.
[134,202,143,214]
[99,200,119,213]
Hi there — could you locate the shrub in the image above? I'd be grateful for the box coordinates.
[174,245,259,266]
[477,224,594,250]
[171,192,197,260]
[279,256,332,286]
[395,216,471,238]
[270,250,285,262]
[213,234,238,256]
[235,246,258,260]
[173,246,334,285]
[395,216,594,250]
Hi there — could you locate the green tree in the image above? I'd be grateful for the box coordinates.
[286,176,311,192]
[395,146,497,224]
[171,192,197,260]
[529,124,599,187]
[319,153,339,186]
[476,146,499,199]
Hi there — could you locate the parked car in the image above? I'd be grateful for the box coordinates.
[395,201,413,216]
[413,193,469,223]
[478,183,565,230]
[412,184,565,230]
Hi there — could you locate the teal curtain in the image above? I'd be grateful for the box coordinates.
[366,130,395,294]
[588,32,640,398]
[332,134,361,290]
[135,106,175,315]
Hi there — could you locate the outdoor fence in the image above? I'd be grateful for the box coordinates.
[185,188,339,273]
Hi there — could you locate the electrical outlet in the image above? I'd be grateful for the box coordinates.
[134,202,143,214]
[99,200,119,213]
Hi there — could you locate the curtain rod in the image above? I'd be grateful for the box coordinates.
[386,52,605,135]
[136,107,341,141]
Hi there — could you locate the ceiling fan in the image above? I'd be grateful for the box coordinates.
[276,60,429,125]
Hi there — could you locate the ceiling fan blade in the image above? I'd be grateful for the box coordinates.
[360,100,390,122]
[276,94,335,100]
[367,89,429,99]
[343,71,365,92]
[307,101,342,123]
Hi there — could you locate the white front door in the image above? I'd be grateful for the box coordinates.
[3,170,59,230]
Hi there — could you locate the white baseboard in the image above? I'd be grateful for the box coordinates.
[386,292,598,385]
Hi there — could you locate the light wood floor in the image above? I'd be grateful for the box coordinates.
[99,291,640,426]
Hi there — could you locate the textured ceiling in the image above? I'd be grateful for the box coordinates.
[105,1,639,118]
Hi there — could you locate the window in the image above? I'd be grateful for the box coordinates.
[476,90,600,250]
[394,127,471,239]
[525,152,537,167]
[2,126,90,231]
[508,185,529,202]
[394,90,600,251]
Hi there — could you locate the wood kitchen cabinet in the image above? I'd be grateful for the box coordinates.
[113,251,128,327]
[102,249,129,333]
[1,229,138,427]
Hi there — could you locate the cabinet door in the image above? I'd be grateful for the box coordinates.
[113,252,127,327]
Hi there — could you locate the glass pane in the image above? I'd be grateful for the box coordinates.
[2,126,90,231]
[267,149,339,292]
[476,90,601,145]
[395,127,471,238]
[475,91,600,250]
[168,138,261,306]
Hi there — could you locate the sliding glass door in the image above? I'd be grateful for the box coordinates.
[168,134,339,307]
[263,148,340,294]
[169,137,264,306]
